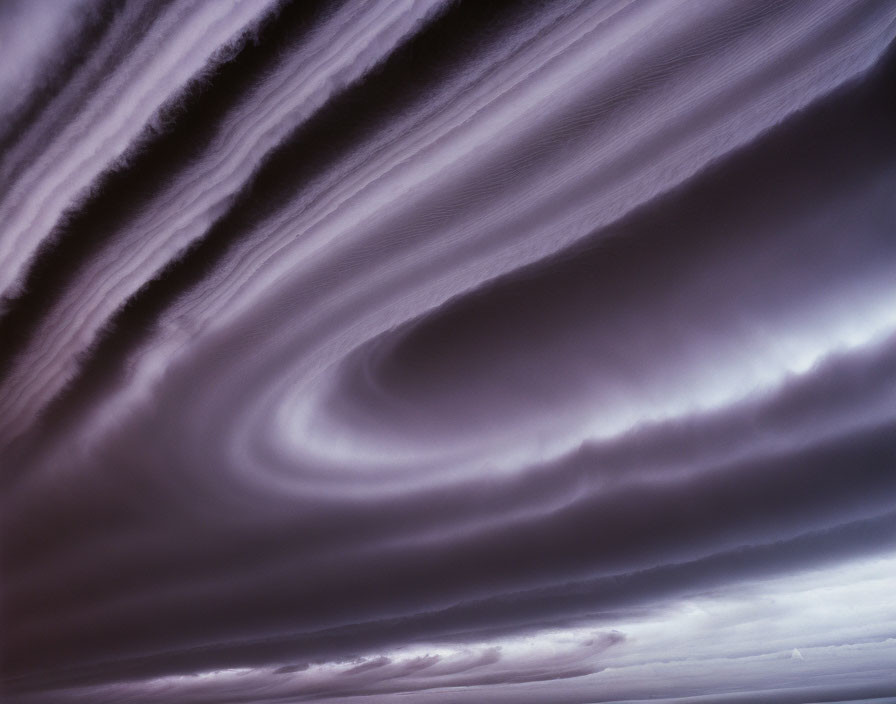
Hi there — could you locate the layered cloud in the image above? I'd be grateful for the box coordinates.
[2,1,895,702]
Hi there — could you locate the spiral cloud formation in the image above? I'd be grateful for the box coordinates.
[2,1,896,702]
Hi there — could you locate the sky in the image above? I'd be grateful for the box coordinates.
[1,1,895,702]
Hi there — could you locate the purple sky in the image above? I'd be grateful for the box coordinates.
[2,1,896,702]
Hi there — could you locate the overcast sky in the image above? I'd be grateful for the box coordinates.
[2,1,895,702]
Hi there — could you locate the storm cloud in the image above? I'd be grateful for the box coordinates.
[2,1,896,702]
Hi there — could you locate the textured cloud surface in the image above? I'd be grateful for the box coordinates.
[2,1,896,702]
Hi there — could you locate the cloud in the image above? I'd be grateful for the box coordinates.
[2,1,896,702]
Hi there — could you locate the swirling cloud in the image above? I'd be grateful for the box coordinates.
[2,1,895,702]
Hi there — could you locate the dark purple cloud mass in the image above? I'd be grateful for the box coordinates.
[2,1,896,702]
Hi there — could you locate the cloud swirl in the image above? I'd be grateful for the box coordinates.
[2,1,895,702]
